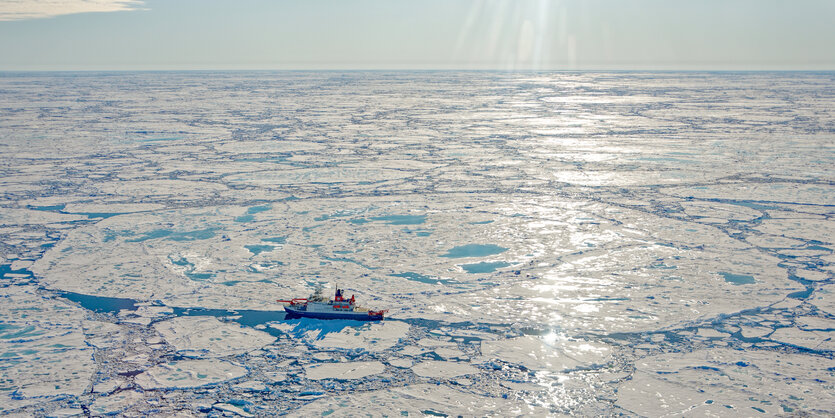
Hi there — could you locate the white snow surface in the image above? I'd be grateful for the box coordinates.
[153,316,275,357]
[135,359,247,389]
[304,361,386,380]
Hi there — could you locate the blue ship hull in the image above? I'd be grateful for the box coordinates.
[284,305,383,321]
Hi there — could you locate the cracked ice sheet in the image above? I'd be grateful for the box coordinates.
[31,192,803,332]
[754,217,835,246]
[288,383,549,417]
[616,349,835,416]
[809,284,835,315]
[153,316,275,357]
[3,72,834,415]
[769,326,835,352]
[388,200,800,333]
[665,183,835,206]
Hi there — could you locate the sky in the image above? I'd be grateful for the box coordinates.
[0,0,833,71]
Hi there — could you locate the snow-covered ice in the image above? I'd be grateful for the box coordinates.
[135,359,247,389]
[304,361,385,380]
[153,316,275,357]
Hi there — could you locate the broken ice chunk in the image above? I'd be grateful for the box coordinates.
[135,359,246,389]
[153,316,274,357]
[304,361,385,380]
[411,361,477,378]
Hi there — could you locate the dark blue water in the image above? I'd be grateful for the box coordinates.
[60,291,139,313]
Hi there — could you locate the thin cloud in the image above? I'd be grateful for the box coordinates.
[0,0,144,21]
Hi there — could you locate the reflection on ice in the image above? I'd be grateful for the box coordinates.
[1,72,833,415]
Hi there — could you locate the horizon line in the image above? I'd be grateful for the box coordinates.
[2,68,834,74]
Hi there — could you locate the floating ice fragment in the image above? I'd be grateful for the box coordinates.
[153,316,274,357]
[92,378,124,394]
[433,347,467,360]
[311,320,409,353]
[135,359,246,389]
[740,326,773,339]
[10,259,33,270]
[388,358,413,368]
[46,408,84,417]
[808,284,835,315]
[770,327,835,351]
[89,390,144,416]
[794,269,830,282]
[796,316,834,330]
[263,371,287,383]
[411,361,477,378]
[304,361,385,380]
[213,402,254,417]
[697,328,729,338]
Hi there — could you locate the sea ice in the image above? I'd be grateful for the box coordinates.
[2,71,833,415]
[387,358,413,368]
[213,402,254,417]
[809,284,835,315]
[135,359,246,389]
[153,316,274,357]
[769,326,835,351]
[304,361,385,380]
[232,380,267,391]
[289,383,549,417]
[309,320,410,353]
[411,361,478,378]
[0,287,94,411]
[617,348,834,415]
[88,390,144,416]
[479,335,610,371]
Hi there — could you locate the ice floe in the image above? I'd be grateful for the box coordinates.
[289,383,549,417]
[309,320,410,353]
[304,361,385,380]
[88,390,144,416]
[153,316,274,357]
[411,361,478,378]
[135,359,246,389]
[479,335,611,372]
[616,348,835,415]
